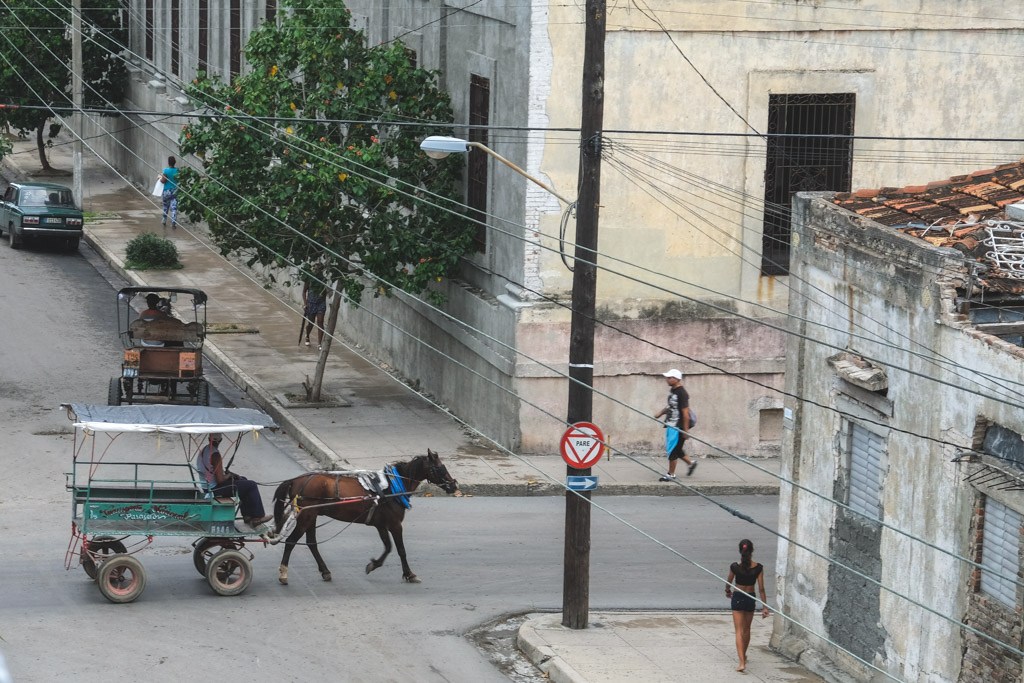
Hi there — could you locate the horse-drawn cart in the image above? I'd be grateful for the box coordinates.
[64,403,278,603]
[108,286,211,406]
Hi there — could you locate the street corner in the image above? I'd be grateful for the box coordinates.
[467,612,551,683]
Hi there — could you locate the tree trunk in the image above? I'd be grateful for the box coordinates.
[310,287,342,402]
[36,121,52,171]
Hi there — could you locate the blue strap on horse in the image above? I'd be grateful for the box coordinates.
[385,465,411,509]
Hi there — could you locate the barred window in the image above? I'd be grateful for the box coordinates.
[762,93,855,274]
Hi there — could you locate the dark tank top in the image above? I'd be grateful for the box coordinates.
[731,562,762,585]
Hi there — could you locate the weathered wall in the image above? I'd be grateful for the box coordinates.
[775,193,1024,681]
[95,1,1024,459]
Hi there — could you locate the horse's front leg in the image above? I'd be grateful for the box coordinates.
[365,525,392,575]
[391,526,419,583]
[278,521,306,585]
[305,524,332,582]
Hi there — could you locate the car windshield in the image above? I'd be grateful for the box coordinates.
[21,188,74,207]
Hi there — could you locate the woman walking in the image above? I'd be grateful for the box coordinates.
[725,539,770,672]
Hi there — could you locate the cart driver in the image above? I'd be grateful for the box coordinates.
[140,293,168,320]
[196,434,273,527]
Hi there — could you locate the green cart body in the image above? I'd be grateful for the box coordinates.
[63,403,278,603]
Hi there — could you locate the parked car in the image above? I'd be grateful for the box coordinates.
[0,182,84,251]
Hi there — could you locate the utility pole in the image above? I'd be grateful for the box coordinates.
[71,0,83,207]
[562,0,606,630]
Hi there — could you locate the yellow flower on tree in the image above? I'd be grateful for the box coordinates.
[388,90,398,101]
[289,102,297,111]
[270,65,279,77]
[286,126,293,135]
[338,173,348,182]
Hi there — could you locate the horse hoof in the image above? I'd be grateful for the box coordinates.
[365,560,376,575]
[322,572,332,582]
[404,574,421,584]
[278,566,289,585]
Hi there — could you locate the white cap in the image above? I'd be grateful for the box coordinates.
[662,369,683,380]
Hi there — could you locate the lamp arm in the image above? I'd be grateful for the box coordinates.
[468,141,573,205]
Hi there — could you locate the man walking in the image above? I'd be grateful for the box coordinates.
[654,368,697,481]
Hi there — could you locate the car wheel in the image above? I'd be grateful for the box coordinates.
[66,236,80,252]
[8,225,20,249]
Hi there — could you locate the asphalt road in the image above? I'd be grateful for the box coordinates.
[0,237,780,682]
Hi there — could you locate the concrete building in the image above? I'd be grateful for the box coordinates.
[80,2,1024,457]
[775,166,1024,682]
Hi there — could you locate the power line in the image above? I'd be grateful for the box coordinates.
[14,15,1024,657]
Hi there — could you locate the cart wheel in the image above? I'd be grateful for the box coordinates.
[81,537,127,580]
[192,538,242,577]
[206,549,252,597]
[97,554,146,604]
[107,377,122,406]
[198,382,210,406]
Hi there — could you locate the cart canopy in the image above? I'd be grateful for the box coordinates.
[63,404,277,434]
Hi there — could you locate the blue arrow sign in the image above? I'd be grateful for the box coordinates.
[567,475,598,491]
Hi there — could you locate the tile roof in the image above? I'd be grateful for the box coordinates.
[830,160,1024,290]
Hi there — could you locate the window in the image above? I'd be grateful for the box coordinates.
[467,75,490,253]
[980,497,1021,608]
[761,93,855,274]
[230,0,241,80]
[171,0,180,76]
[846,422,885,521]
[144,0,154,61]
[198,0,208,72]
[266,0,276,23]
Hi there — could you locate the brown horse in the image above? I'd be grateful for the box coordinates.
[270,449,459,585]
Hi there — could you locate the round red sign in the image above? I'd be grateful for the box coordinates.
[560,422,606,469]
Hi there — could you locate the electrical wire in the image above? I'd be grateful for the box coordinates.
[10,18,1024,664]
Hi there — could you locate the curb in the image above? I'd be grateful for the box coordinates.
[79,224,348,472]
[517,621,589,683]
[462,482,780,497]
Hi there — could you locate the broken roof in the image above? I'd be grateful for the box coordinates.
[830,160,1024,292]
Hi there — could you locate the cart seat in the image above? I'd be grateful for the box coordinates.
[129,318,203,345]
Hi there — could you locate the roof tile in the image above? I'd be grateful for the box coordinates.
[828,160,1024,280]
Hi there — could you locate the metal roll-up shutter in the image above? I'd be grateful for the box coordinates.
[981,497,1021,608]
[848,423,885,521]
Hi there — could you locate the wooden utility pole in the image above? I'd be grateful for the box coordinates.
[71,0,83,207]
[562,0,606,630]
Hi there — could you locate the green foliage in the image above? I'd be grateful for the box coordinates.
[124,233,182,270]
[0,1,128,155]
[178,0,473,305]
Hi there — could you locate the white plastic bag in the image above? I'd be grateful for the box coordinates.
[151,179,164,197]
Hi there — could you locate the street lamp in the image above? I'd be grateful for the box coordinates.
[419,136,573,205]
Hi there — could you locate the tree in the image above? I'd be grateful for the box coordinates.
[0,1,127,171]
[178,0,473,401]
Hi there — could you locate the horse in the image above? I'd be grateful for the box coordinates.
[270,449,459,585]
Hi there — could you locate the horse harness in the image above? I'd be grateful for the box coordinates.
[290,468,414,524]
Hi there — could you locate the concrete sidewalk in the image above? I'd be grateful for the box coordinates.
[0,132,782,499]
[1,134,816,683]
[518,612,822,683]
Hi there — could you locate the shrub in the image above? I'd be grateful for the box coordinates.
[124,233,182,270]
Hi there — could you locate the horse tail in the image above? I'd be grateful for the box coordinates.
[272,479,293,534]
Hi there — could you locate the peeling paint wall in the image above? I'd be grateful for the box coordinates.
[775,192,1024,682]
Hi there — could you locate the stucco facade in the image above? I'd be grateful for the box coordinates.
[335,1,1024,456]
[81,2,1024,457]
[776,192,1024,682]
